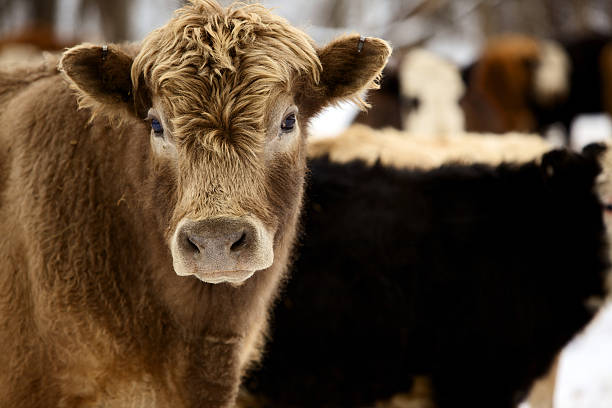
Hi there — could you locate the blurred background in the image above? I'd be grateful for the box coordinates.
[2,0,612,143]
[2,0,612,55]
[1,1,612,407]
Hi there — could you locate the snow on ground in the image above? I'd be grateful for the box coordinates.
[570,114,612,151]
[555,302,612,408]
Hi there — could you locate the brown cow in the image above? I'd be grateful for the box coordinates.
[462,33,612,143]
[461,34,546,134]
[0,0,390,406]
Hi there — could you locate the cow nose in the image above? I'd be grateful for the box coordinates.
[181,222,248,257]
[172,217,274,283]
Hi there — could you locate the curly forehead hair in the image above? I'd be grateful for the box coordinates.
[131,0,321,152]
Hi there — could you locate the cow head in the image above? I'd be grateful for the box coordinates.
[399,48,465,135]
[59,0,390,285]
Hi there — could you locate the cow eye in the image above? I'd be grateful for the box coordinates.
[280,113,296,133]
[151,118,164,136]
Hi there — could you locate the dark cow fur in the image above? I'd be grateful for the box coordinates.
[353,66,403,130]
[245,150,609,407]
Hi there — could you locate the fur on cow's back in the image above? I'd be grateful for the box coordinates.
[0,55,175,407]
[0,53,59,106]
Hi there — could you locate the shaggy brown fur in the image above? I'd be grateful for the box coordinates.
[0,0,390,406]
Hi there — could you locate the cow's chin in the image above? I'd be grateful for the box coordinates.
[194,270,256,285]
[172,263,259,285]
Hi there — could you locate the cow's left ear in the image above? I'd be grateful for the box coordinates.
[59,43,146,121]
[298,34,391,117]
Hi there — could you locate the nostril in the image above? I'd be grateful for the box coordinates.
[230,231,247,252]
[186,235,200,253]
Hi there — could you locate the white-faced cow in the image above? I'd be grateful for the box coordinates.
[398,49,465,135]
[0,1,390,406]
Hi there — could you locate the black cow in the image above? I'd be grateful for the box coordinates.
[245,149,608,408]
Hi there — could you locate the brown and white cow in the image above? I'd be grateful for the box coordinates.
[0,0,390,406]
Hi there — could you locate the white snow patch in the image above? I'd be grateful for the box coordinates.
[570,114,612,151]
[555,303,612,408]
[307,103,359,140]
[425,35,481,68]
[131,0,176,41]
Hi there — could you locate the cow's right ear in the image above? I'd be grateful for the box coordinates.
[298,34,391,118]
[59,43,148,121]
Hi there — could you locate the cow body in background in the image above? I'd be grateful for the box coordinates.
[462,33,612,141]
[246,147,608,407]
[0,0,390,406]
[308,124,551,169]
